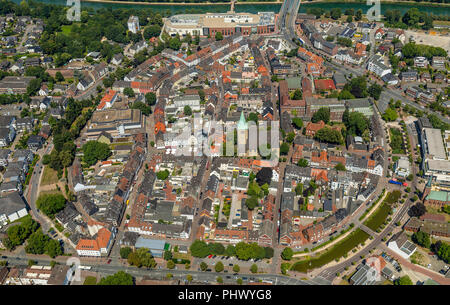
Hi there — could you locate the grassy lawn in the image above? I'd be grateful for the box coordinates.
[83,276,97,285]
[38,189,64,197]
[40,166,59,186]
[364,202,391,231]
[291,229,370,273]
[364,191,401,231]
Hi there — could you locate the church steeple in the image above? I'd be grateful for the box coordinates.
[422,175,433,200]
[237,111,248,130]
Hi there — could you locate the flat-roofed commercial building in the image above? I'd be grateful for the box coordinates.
[164,12,276,37]
[423,128,446,160]
[84,109,143,140]
[419,127,450,185]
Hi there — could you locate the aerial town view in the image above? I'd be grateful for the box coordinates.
[0,0,449,293]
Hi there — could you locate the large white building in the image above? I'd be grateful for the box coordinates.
[366,55,391,78]
[76,227,114,257]
[164,12,276,37]
[387,232,417,259]
[394,156,411,178]
[420,127,450,185]
[127,15,140,34]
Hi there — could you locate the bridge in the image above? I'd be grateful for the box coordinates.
[278,0,301,48]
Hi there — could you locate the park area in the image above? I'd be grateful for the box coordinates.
[291,229,370,273]
[40,166,59,186]
[389,128,406,154]
[364,191,401,231]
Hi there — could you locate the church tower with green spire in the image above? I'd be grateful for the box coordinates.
[237,112,248,156]
[422,175,433,200]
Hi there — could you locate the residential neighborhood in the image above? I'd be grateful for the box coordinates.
[0,0,448,288]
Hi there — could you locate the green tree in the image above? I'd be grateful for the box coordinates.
[156,169,170,180]
[215,32,223,41]
[169,37,181,50]
[311,107,330,124]
[82,141,111,167]
[286,132,295,143]
[250,264,258,273]
[297,159,308,167]
[292,89,302,100]
[120,247,132,259]
[412,231,431,248]
[368,83,383,100]
[314,127,343,144]
[355,9,362,21]
[344,111,369,136]
[281,247,294,260]
[237,278,243,285]
[233,264,240,273]
[215,261,224,272]
[36,194,66,218]
[167,260,175,269]
[382,108,398,122]
[131,101,152,116]
[433,241,449,263]
[344,76,368,98]
[55,71,65,82]
[145,92,157,105]
[217,276,223,284]
[25,229,49,255]
[264,247,274,259]
[200,262,208,271]
[45,239,63,258]
[143,24,161,39]
[164,250,173,261]
[123,87,135,98]
[335,163,346,171]
[330,8,342,20]
[245,196,259,210]
[292,117,303,129]
[184,105,192,116]
[225,245,236,257]
[394,275,413,285]
[280,142,290,155]
[98,271,133,285]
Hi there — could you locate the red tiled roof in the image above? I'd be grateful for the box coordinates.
[314,79,336,91]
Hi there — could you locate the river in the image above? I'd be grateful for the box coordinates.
[10,0,450,16]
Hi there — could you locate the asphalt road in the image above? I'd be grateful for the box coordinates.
[25,142,54,233]
[0,254,319,285]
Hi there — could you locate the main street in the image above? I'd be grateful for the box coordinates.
[314,108,423,283]
[0,253,323,285]
[24,141,54,233]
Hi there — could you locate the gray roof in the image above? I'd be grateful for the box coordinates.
[346,98,371,109]
[0,192,28,216]
[134,237,166,250]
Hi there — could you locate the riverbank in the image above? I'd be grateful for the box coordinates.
[81,0,450,7]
